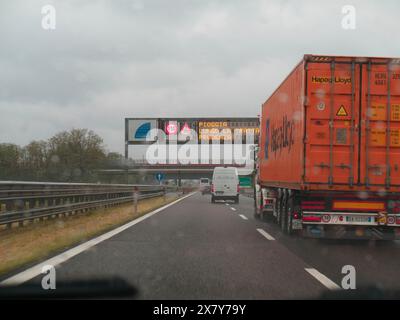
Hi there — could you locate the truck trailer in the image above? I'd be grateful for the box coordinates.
[254,54,400,239]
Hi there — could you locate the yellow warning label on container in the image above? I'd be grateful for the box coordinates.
[336,105,348,116]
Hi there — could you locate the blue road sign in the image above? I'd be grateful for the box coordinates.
[155,173,165,182]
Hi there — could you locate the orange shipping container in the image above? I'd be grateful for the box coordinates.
[259,54,400,192]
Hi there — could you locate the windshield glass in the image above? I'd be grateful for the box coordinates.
[1,0,400,304]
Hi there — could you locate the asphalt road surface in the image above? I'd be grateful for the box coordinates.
[13,192,400,299]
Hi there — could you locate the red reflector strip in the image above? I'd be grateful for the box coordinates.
[301,205,325,210]
[303,216,321,222]
[301,201,324,205]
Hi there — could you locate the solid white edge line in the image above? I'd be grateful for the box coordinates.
[256,228,275,241]
[305,268,341,291]
[0,192,196,287]
[239,214,248,220]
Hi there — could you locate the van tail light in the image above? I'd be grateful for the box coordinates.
[211,184,214,193]
[237,184,240,193]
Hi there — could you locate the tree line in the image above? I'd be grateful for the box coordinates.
[0,129,128,182]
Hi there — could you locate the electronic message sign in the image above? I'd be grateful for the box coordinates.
[125,117,259,145]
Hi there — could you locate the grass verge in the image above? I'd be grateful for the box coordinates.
[0,194,180,278]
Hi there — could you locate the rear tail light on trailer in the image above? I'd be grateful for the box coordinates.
[302,216,322,222]
[237,184,240,193]
[211,184,214,193]
[393,207,400,213]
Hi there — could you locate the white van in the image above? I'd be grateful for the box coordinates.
[211,167,240,203]
[199,178,211,195]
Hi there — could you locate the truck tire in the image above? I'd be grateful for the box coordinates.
[235,195,239,204]
[276,195,282,225]
[254,185,261,219]
[254,194,260,218]
[280,192,288,233]
[286,197,294,235]
[211,196,215,203]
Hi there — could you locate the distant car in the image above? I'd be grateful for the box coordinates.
[199,178,211,195]
[211,167,240,203]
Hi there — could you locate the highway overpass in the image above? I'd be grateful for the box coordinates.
[96,163,255,184]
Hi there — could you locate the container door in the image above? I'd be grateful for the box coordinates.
[305,59,360,186]
[360,60,400,187]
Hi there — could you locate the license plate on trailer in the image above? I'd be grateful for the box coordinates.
[216,191,224,195]
[346,216,372,223]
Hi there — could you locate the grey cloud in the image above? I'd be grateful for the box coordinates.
[0,0,399,154]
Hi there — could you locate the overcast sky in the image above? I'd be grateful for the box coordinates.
[0,0,399,155]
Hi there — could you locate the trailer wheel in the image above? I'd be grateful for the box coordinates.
[276,193,282,225]
[280,192,288,233]
[254,185,262,219]
[286,197,294,235]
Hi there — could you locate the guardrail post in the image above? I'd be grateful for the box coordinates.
[133,186,139,214]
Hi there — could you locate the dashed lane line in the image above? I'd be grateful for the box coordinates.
[305,268,341,291]
[256,228,275,241]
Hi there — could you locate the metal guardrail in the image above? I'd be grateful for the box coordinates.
[0,181,174,228]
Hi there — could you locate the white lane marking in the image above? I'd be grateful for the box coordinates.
[305,268,341,291]
[0,192,196,287]
[230,207,236,211]
[239,214,248,220]
[225,203,229,206]
[256,228,275,241]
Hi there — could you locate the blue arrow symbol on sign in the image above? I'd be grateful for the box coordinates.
[155,173,164,182]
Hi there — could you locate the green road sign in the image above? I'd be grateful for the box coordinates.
[239,176,252,188]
